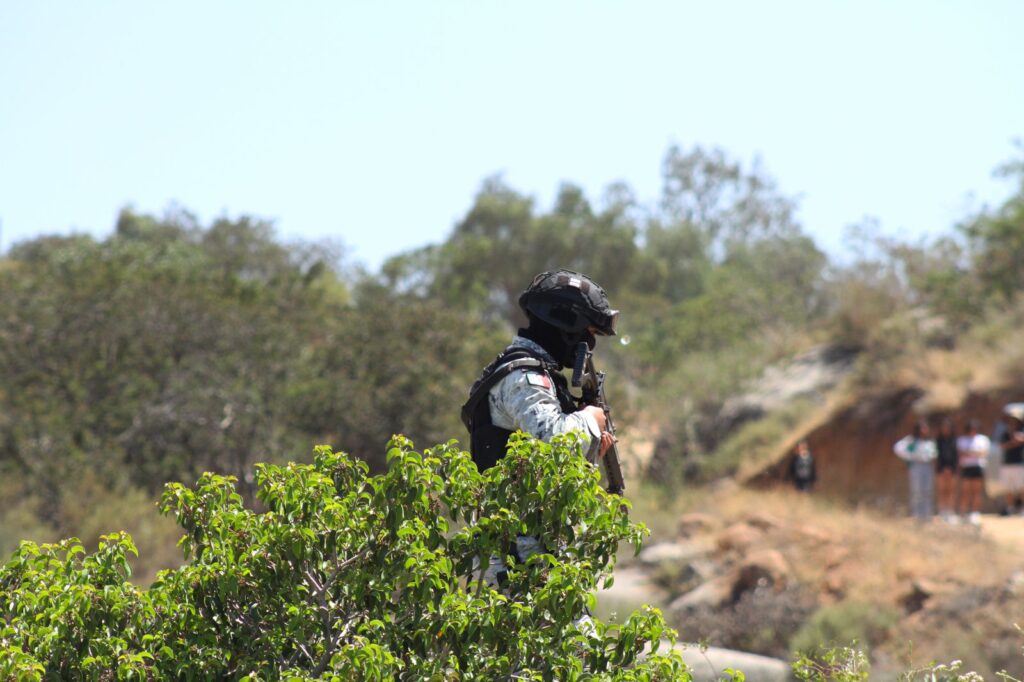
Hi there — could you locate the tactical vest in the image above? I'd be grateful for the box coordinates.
[461,345,576,472]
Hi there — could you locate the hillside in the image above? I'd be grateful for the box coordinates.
[733,315,1024,508]
[607,483,1024,678]
[606,318,1024,678]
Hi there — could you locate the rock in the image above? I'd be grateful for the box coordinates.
[729,550,791,601]
[898,580,933,614]
[743,511,782,531]
[823,545,850,568]
[677,512,718,538]
[709,344,858,448]
[897,578,956,613]
[670,642,791,682]
[711,478,740,495]
[715,522,762,552]
[637,540,708,567]
[599,565,666,608]
[669,575,734,611]
[669,558,723,595]
[739,549,790,587]
[686,558,720,584]
[1008,570,1024,595]
[823,571,846,598]
[731,565,774,600]
[797,524,831,544]
[912,578,950,597]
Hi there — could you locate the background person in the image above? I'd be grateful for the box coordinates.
[956,418,989,525]
[998,404,1024,515]
[789,439,817,492]
[935,417,959,521]
[893,420,938,521]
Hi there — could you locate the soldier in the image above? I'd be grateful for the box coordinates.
[461,269,618,585]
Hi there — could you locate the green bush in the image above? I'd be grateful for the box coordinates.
[790,601,899,657]
[0,434,689,680]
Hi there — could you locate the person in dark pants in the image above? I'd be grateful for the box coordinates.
[998,404,1024,515]
[789,440,816,492]
[935,417,959,522]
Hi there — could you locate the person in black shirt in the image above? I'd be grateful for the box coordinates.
[935,418,959,521]
[999,405,1024,515]
[789,440,816,492]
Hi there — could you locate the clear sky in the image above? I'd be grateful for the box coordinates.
[1,1,1021,269]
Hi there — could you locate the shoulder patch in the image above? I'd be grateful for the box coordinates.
[525,372,553,389]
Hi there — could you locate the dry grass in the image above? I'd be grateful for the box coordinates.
[705,487,1024,601]
[629,483,1024,607]
[624,483,1024,674]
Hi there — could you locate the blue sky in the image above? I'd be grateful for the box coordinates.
[1,1,1021,269]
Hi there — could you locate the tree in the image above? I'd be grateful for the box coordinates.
[0,435,690,680]
[963,146,1024,302]
[386,176,642,328]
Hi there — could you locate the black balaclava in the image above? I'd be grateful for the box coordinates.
[519,314,595,368]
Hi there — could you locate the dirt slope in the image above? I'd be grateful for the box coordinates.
[742,387,1024,510]
[612,486,1024,677]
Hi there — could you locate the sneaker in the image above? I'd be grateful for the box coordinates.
[968,512,982,526]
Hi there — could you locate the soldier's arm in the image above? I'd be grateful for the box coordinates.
[490,370,601,458]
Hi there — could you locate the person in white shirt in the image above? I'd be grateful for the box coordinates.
[956,418,990,525]
[893,420,938,521]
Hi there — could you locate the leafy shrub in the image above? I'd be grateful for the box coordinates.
[0,434,689,680]
[792,645,871,682]
[790,601,899,657]
[675,584,819,658]
[793,644,1010,682]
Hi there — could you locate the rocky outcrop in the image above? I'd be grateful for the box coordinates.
[703,344,859,451]
[671,643,790,682]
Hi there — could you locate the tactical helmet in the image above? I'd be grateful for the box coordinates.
[518,270,618,336]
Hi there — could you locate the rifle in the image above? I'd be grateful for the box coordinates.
[571,342,626,495]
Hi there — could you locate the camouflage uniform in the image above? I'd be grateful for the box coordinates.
[487,336,602,463]
[467,270,615,639]
[477,335,600,588]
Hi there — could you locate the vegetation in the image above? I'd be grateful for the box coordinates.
[0,434,688,680]
[4,141,1024,676]
[789,602,899,658]
[0,208,501,565]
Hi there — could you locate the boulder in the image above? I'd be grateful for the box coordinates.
[738,549,790,588]
[669,575,734,611]
[677,512,718,538]
[823,545,850,568]
[669,558,722,596]
[797,524,831,544]
[898,581,931,614]
[671,642,791,682]
[1008,570,1024,595]
[743,511,782,531]
[728,551,790,602]
[637,540,709,567]
[898,578,957,613]
[822,570,846,599]
[715,522,762,552]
